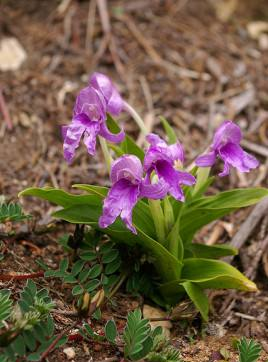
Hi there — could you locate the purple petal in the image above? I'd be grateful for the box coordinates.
[61,125,68,139]
[99,179,139,234]
[155,160,186,201]
[73,86,106,122]
[63,117,86,163]
[219,143,246,173]
[219,162,230,177]
[169,142,184,163]
[110,155,143,184]
[140,178,168,199]
[195,151,216,167]
[99,121,125,143]
[90,72,123,115]
[146,133,166,147]
[143,147,171,172]
[83,122,100,156]
[176,171,196,186]
[213,121,242,149]
[242,151,259,169]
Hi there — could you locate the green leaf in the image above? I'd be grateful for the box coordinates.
[102,249,119,264]
[0,290,12,328]
[88,264,102,279]
[160,258,257,304]
[187,243,237,259]
[85,279,100,292]
[160,116,177,144]
[53,204,182,282]
[105,258,121,275]
[71,260,85,276]
[72,184,107,197]
[123,309,151,360]
[105,319,117,343]
[72,285,84,295]
[0,202,30,223]
[80,251,97,261]
[182,282,209,321]
[181,189,268,243]
[59,259,69,272]
[12,335,26,357]
[19,187,100,208]
[238,337,262,362]
[106,114,144,161]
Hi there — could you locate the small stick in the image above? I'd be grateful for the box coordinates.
[0,87,12,130]
[40,320,78,361]
[241,139,268,158]
[0,271,44,281]
[85,0,97,53]
[224,197,268,263]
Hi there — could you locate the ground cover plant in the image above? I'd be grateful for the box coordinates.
[20,72,268,322]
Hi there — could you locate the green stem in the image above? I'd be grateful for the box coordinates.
[163,197,174,233]
[148,199,166,244]
[192,167,211,198]
[108,271,128,299]
[123,101,148,136]
[99,137,113,172]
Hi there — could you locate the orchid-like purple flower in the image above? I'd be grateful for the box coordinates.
[63,73,125,163]
[143,134,196,202]
[195,121,259,176]
[99,155,168,234]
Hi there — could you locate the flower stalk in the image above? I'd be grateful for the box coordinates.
[99,137,113,172]
[148,199,166,244]
[123,101,148,136]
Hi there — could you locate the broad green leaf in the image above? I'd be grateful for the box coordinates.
[182,281,209,321]
[160,258,257,302]
[159,116,177,144]
[181,189,268,243]
[105,319,117,343]
[72,184,108,197]
[19,187,100,208]
[72,285,84,295]
[187,243,237,259]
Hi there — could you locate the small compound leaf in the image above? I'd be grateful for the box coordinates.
[105,319,117,343]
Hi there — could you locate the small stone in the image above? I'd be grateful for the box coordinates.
[143,304,172,338]
[63,347,76,360]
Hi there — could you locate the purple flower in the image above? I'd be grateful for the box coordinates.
[143,134,196,202]
[63,73,125,163]
[99,155,168,234]
[90,72,123,116]
[195,121,259,176]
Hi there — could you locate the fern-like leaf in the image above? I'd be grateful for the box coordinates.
[0,290,12,328]
[0,203,30,223]
[123,309,151,360]
[238,337,262,362]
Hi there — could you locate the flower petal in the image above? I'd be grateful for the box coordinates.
[140,178,168,199]
[83,122,100,156]
[99,179,139,233]
[74,86,106,122]
[110,155,143,184]
[146,133,166,147]
[219,143,247,172]
[242,151,259,169]
[90,72,123,115]
[176,171,196,186]
[63,116,87,163]
[99,121,125,143]
[155,160,185,201]
[213,121,242,149]
[219,162,230,177]
[169,142,184,163]
[195,151,216,167]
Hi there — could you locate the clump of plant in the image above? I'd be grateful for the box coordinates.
[80,308,182,361]
[0,280,61,361]
[20,72,268,320]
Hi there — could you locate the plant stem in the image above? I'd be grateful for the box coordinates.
[108,271,128,299]
[192,166,211,197]
[123,101,148,136]
[99,137,113,172]
[148,199,166,244]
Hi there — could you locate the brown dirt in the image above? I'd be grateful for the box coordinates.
[1,0,268,360]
